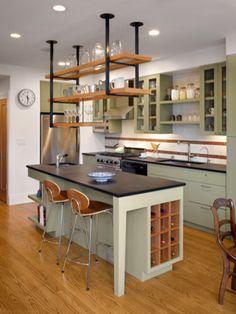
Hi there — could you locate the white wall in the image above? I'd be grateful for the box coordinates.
[0,64,45,204]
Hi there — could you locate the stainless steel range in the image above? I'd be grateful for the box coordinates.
[96,149,143,170]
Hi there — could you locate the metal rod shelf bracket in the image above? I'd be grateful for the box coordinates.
[46,40,58,128]
[73,45,83,112]
[130,22,143,88]
[100,13,115,96]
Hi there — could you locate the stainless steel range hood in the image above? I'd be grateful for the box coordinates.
[104,105,134,120]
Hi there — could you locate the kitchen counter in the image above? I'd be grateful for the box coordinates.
[27,163,184,297]
[123,156,226,173]
[27,164,184,197]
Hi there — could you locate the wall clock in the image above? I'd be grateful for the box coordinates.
[18,89,36,107]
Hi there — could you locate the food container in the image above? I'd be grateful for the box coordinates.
[171,86,179,101]
[179,87,186,100]
[187,83,195,99]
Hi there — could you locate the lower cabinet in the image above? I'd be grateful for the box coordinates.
[148,163,226,231]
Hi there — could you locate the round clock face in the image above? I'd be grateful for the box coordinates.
[18,89,36,107]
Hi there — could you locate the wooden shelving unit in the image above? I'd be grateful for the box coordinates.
[53,121,108,128]
[160,121,200,125]
[150,200,180,267]
[45,53,151,80]
[46,15,152,128]
[51,87,151,103]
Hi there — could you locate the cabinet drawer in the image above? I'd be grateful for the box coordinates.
[148,164,225,186]
[184,201,226,229]
[188,182,226,206]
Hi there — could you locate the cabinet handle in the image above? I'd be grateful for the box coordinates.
[200,206,210,211]
[200,184,211,189]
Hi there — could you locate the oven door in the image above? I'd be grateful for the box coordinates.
[120,160,147,176]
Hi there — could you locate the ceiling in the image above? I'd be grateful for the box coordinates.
[0,0,236,70]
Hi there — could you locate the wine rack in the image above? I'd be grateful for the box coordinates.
[150,200,180,267]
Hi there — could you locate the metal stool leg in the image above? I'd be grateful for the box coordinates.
[57,203,64,265]
[62,214,78,273]
[94,214,99,261]
[38,206,51,253]
[87,216,93,290]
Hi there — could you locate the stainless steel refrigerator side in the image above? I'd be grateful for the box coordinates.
[40,114,80,165]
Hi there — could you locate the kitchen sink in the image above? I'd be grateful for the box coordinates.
[159,159,206,166]
[48,162,77,167]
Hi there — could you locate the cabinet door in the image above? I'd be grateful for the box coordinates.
[200,64,219,134]
[217,63,226,135]
[226,54,236,136]
[134,77,146,132]
[146,75,158,132]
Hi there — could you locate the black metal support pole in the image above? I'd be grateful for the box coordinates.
[73,45,83,115]
[130,22,143,88]
[46,40,58,127]
[100,13,115,95]
[72,45,83,85]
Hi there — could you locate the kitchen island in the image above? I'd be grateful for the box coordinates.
[27,164,185,297]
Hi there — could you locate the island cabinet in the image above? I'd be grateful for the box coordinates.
[148,164,226,231]
[27,164,184,296]
[200,62,226,135]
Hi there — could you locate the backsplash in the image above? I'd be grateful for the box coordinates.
[105,120,227,165]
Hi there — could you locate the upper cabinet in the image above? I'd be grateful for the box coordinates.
[200,62,226,135]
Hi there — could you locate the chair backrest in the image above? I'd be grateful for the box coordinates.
[44,180,61,202]
[211,198,236,260]
[67,189,90,215]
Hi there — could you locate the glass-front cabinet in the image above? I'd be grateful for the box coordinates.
[200,62,226,135]
[134,75,159,133]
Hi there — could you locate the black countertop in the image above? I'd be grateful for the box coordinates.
[123,157,226,173]
[27,164,185,198]
[82,152,226,173]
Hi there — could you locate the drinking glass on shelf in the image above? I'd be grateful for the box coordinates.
[72,110,77,123]
[66,54,77,68]
[80,50,90,65]
[85,104,93,122]
[67,110,72,123]
[110,40,122,56]
[92,43,105,61]
[64,110,69,123]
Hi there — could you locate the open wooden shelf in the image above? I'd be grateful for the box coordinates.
[53,121,108,128]
[45,53,152,80]
[50,88,151,103]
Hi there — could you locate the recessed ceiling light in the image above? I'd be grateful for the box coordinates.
[149,29,160,36]
[10,33,21,39]
[52,5,66,12]
[58,61,66,66]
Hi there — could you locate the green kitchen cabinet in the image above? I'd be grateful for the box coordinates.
[134,74,161,133]
[200,62,226,135]
[148,163,226,231]
[40,80,75,113]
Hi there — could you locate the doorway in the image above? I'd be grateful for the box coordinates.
[0,99,7,202]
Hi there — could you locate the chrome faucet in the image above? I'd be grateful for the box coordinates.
[178,141,193,162]
[56,153,68,168]
[201,146,210,164]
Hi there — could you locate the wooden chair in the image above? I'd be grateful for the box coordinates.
[211,198,236,304]
[61,188,112,290]
[39,180,69,265]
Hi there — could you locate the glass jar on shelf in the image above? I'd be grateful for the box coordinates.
[186,83,195,99]
[80,50,90,65]
[92,43,105,61]
[171,85,179,101]
[195,87,200,98]
[110,40,122,56]
[179,87,186,100]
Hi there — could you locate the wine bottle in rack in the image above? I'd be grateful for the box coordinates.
[160,207,166,216]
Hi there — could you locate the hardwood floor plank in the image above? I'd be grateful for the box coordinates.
[0,201,235,313]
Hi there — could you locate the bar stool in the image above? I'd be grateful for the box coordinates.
[39,180,69,265]
[61,188,112,290]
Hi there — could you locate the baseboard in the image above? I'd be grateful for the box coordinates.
[8,193,32,205]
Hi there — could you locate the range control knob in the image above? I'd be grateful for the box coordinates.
[114,160,119,165]
[109,160,114,164]
[106,160,110,163]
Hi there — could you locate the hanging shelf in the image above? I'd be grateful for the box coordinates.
[46,13,152,128]
[45,53,151,80]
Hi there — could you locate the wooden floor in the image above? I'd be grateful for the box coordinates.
[0,202,235,313]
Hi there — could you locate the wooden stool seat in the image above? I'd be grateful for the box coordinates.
[80,200,112,216]
[39,180,69,265]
